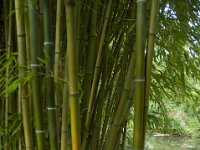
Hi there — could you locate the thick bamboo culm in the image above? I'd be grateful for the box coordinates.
[43,0,58,149]
[133,0,146,149]
[65,0,81,149]
[27,0,45,149]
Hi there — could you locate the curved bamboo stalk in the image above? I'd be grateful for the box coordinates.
[14,1,33,149]
[65,0,81,149]
[27,0,45,149]
[133,0,146,149]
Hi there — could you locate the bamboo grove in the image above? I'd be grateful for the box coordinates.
[0,0,200,150]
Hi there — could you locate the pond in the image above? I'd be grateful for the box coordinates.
[145,133,200,150]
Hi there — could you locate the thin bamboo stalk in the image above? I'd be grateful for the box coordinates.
[76,0,80,69]
[65,0,81,149]
[122,121,127,150]
[143,0,160,146]
[133,0,146,149]
[54,0,63,148]
[24,1,33,124]
[54,0,63,83]
[81,1,98,130]
[14,0,33,149]
[27,0,45,149]
[5,1,13,149]
[61,59,70,150]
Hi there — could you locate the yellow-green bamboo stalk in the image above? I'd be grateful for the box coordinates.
[76,0,80,69]
[143,0,160,145]
[54,0,63,91]
[14,0,33,149]
[61,59,70,150]
[65,0,81,149]
[133,0,146,149]
[54,0,63,148]
[27,0,45,149]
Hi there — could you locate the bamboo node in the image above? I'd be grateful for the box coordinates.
[61,128,67,132]
[134,78,145,82]
[70,92,79,96]
[137,0,146,3]
[35,130,45,134]
[30,64,41,68]
[44,42,54,45]
[47,107,56,110]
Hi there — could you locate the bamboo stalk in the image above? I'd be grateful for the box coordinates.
[122,121,127,150]
[5,1,13,149]
[65,0,81,149]
[133,0,146,149]
[43,0,58,149]
[143,0,160,146]
[61,59,70,150]
[14,0,33,149]
[54,0,63,148]
[81,1,98,131]
[27,0,45,149]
